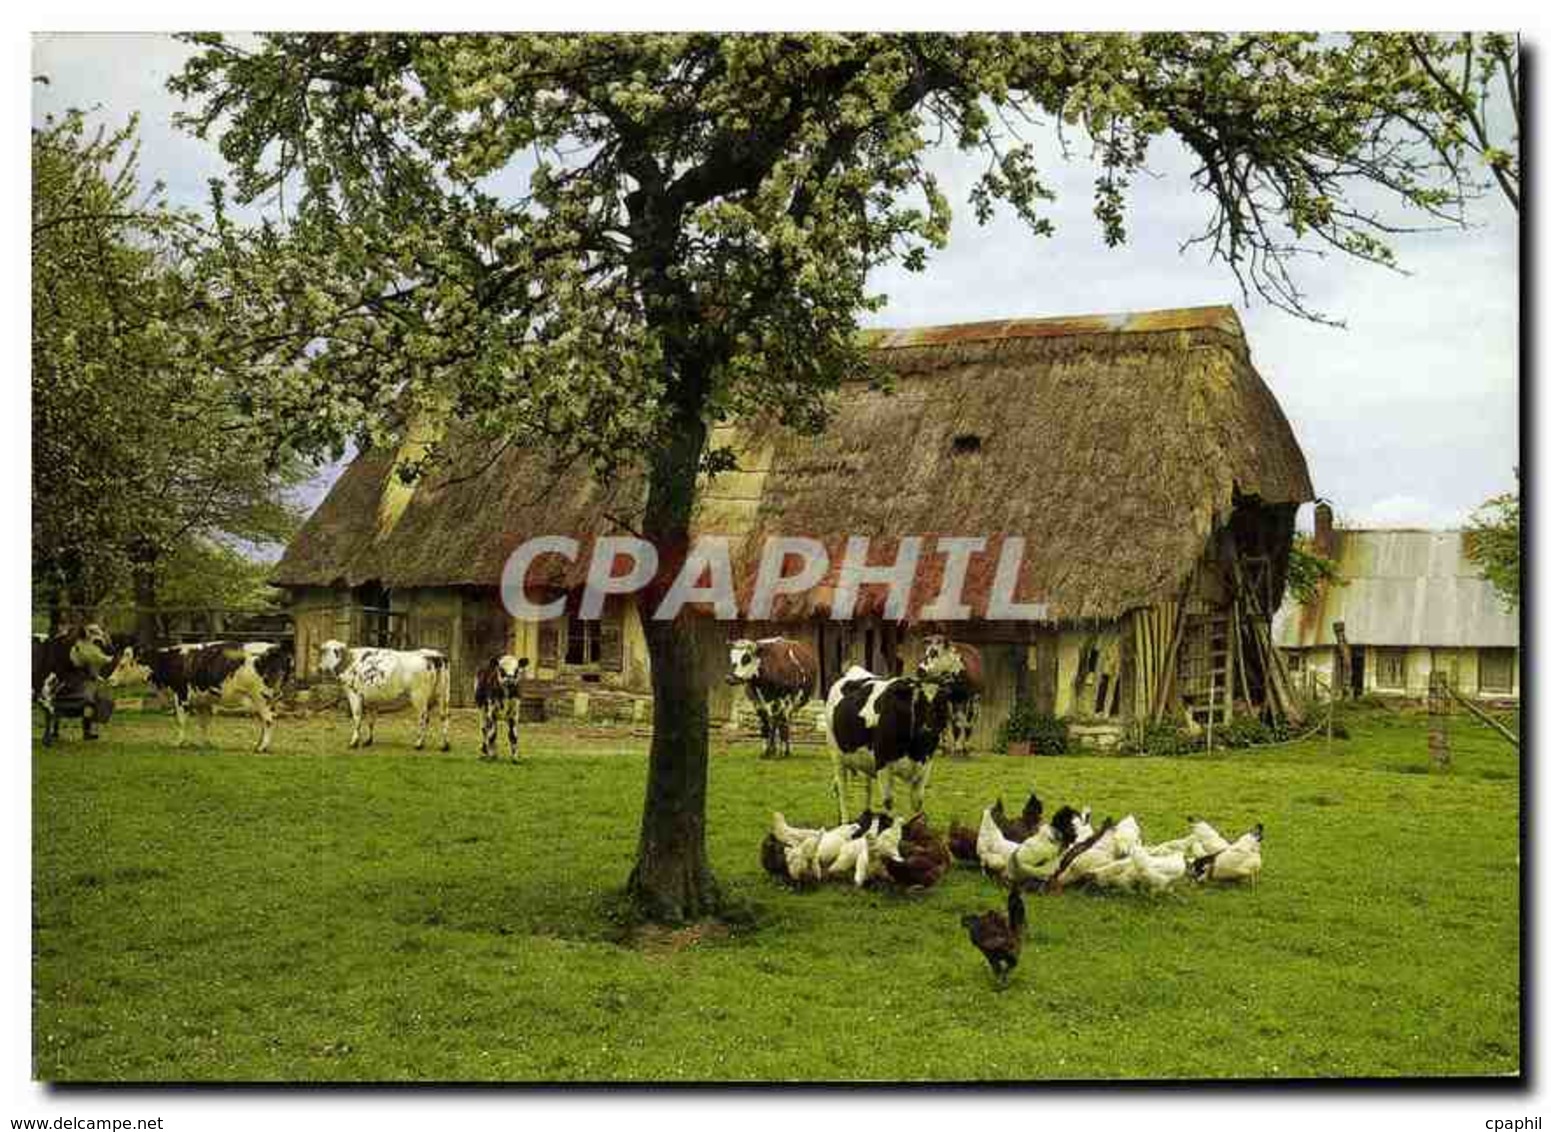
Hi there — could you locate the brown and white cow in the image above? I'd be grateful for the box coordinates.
[108,640,294,752]
[32,624,115,745]
[726,637,818,759]
[917,636,984,757]
[474,654,530,762]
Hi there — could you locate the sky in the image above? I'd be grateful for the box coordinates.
[30,31,1521,533]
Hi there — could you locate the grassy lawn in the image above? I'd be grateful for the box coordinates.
[32,702,1520,1082]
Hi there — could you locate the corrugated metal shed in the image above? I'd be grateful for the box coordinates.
[1273,529,1518,648]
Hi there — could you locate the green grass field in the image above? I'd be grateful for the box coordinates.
[32,702,1520,1082]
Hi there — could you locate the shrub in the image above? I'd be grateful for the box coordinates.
[995,702,1068,755]
[1124,721,1202,757]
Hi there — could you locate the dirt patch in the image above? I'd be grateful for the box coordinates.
[630,921,731,956]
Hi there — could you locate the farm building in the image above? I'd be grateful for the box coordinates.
[1273,511,1520,701]
[273,304,1313,747]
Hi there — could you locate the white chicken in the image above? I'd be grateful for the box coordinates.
[976,806,1023,877]
[783,834,823,883]
[1008,823,1066,884]
[1124,842,1188,893]
[1111,814,1143,856]
[1185,816,1231,861]
[1191,823,1263,884]
[772,812,825,847]
[1050,819,1120,889]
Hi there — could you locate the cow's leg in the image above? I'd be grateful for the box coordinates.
[345,688,364,748]
[82,680,100,741]
[830,756,850,825]
[171,694,189,748]
[479,706,497,760]
[363,706,376,748]
[197,704,213,748]
[412,686,430,751]
[506,701,520,762]
[876,765,891,814]
[438,667,451,752]
[912,759,934,816]
[254,694,276,753]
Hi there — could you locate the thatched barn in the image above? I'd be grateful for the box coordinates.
[273,304,1313,747]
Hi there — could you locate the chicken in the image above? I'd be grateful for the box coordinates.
[1007,823,1066,885]
[1047,817,1118,891]
[1111,814,1143,856]
[947,819,980,863]
[814,819,866,871]
[1191,824,1263,884]
[883,813,952,890]
[771,812,823,847]
[1124,842,1187,893]
[1185,817,1232,861]
[826,830,872,887]
[962,887,1026,990]
[995,791,1045,842]
[760,831,821,885]
[976,805,1022,877]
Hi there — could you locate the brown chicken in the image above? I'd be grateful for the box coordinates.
[961,887,1026,990]
[883,813,952,890]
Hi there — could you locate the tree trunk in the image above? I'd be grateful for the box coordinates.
[131,545,160,651]
[623,400,722,923]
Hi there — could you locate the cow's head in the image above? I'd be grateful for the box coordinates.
[917,635,965,682]
[317,639,349,677]
[726,639,761,685]
[491,654,530,695]
[106,645,150,688]
[255,641,294,688]
[70,624,114,675]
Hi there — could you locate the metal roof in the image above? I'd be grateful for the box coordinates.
[1273,529,1518,649]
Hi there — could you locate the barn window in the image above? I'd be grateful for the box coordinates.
[1479,648,1515,694]
[564,607,624,673]
[951,434,983,455]
[1285,651,1304,673]
[1375,648,1407,690]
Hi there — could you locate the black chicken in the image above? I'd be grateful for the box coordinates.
[961,887,1026,990]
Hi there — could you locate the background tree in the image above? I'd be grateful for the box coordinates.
[172,32,1493,921]
[1465,485,1519,611]
[31,108,309,637]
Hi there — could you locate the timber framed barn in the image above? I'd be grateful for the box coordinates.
[273,304,1314,748]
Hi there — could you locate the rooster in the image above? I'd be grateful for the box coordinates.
[962,887,1026,990]
[948,818,980,863]
[994,791,1045,842]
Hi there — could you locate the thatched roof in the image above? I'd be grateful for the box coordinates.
[273,305,1313,623]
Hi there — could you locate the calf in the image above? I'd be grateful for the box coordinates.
[108,640,293,751]
[32,624,115,746]
[823,665,951,823]
[317,640,451,751]
[727,637,818,759]
[474,655,531,761]
[917,636,985,757]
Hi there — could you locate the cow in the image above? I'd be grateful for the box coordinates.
[107,640,294,752]
[823,665,952,823]
[317,640,451,751]
[917,636,985,757]
[726,637,818,759]
[32,624,115,746]
[474,654,531,761]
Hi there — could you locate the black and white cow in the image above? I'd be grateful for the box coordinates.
[108,640,294,752]
[824,665,952,823]
[317,640,451,751]
[32,624,115,745]
[474,655,531,761]
[726,637,818,759]
[917,636,985,758]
